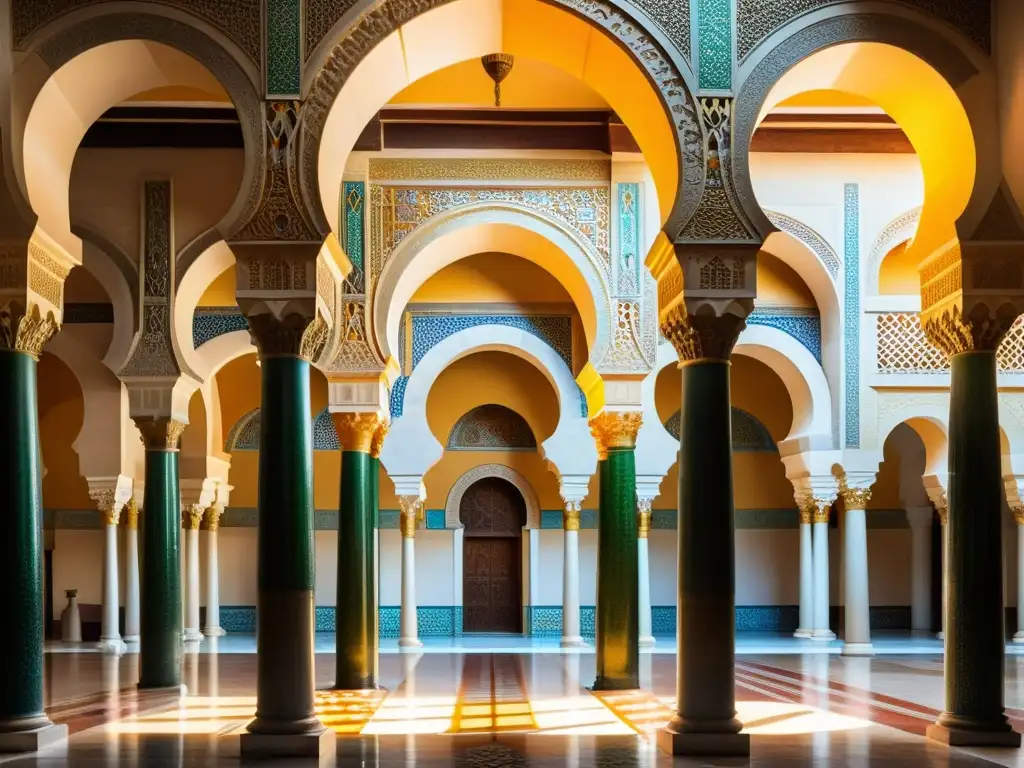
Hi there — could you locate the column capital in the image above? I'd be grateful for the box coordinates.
[181,504,204,531]
[331,411,385,454]
[589,410,642,459]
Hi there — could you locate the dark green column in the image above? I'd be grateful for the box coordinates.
[246,355,324,738]
[333,414,374,690]
[592,412,640,691]
[660,358,748,756]
[928,350,1020,746]
[0,349,54,734]
[138,422,183,690]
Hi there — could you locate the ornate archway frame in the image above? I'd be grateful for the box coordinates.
[297,0,703,240]
[730,9,997,243]
[9,6,266,262]
[444,463,542,530]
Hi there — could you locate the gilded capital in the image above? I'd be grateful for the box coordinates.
[182,504,204,530]
[202,505,224,532]
[332,411,384,454]
[136,418,186,450]
[123,497,139,530]
[589,410,642,459]
[370,420,389,459]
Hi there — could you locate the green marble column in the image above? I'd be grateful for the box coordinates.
[331,413,381,690]
[928,350,1020,746]
[137,420,185,690]
[247,355,324,738]
[669,360,743,742]
[0,349,53,734]
[590,411,642,691]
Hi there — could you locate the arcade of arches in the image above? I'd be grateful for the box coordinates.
[5,0,1024,764]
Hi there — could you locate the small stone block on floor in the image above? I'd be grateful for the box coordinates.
[926,724,1022,748]
[240,729,337,759]
[657,728,751,756]
[0,723,69,753]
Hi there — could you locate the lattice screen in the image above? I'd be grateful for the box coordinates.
[875,313,1024,372]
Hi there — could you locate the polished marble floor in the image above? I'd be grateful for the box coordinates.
[12,638,1024,766]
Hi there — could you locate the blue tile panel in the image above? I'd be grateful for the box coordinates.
[844,183,861,448]
[193,307,249,349]
[747,309,822,364]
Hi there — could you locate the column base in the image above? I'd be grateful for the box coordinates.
[0,723,68,754]
[657,728,750,757]
[841,642,874,657]
[398,638,422,649]
[810,629,836,641]
[97,637,126,656]
[560,636,585,648]
[183,628,204,642]
[793,628,813,638]
[639,635,656,648]
[204,626,227,637]
[240,728,336,759]
[927,722,1021,748]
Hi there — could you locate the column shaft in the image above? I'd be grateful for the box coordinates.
[811,519,834,640]
[670,360,741,735]
[139,448,183,688]
[561,509,582,647]
[335,450,372,689]
[0,351,52,732]
[929,351,1018,745]
[795,518,814,637]
[593,449,639,690]
[842,507,872,655]
[248,356,322,737]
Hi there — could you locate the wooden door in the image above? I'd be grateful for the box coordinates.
[460,477,526,633]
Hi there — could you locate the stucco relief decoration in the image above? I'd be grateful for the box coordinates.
[680,98,759,243]
[446,405,538,451]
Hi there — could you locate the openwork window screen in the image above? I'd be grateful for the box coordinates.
[876,313,1024,373]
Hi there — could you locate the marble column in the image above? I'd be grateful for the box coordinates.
[839,477,873,656]
[202,504,225,637]
[398,497,422,649]
[637,498,655,648]
[93,492,127,656]
[811,502,836,640]
[332,412,383,689]
[123,498,141,646]
[182,505,204,644]
[136,419,186,690]
[906,507,934,633]
[561,500,583,647]
[240,321,329,758]
[794,502,814,638]
[590,410,642,691]
[926,347,1019,747]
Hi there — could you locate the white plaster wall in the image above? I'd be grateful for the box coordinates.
[53,530,103,617]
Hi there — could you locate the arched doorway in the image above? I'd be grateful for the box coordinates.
[460,477,527,633]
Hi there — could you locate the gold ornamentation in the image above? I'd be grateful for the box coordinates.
[0,302,60,359]
[563,501,581,532]
[202,505,224,532]
[331,412,383,454]
[182,504,204,530]
[370,420,390,459]
[589,411,643,459]
[660,304,746,364]
[136,418,187,450]
[368,159,610,183]
[123,498,139,530]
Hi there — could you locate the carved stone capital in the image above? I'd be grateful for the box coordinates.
[589,410,642,459]
[136,418,187,451]
[331,411,384,454]
[370,419,389,459]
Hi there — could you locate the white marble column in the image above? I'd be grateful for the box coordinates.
[906,507,934,633]
[1014,506,1024,642]
[840,478,873,656]
[93,491,126,656]
[202,504,226,637]
[123,498,141,646]
[811,501,836,640]
[183,504,204,644]
[398,497,422,649]
[561,501,583,647]
[637,498,655,647]
[795,503,814,638]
